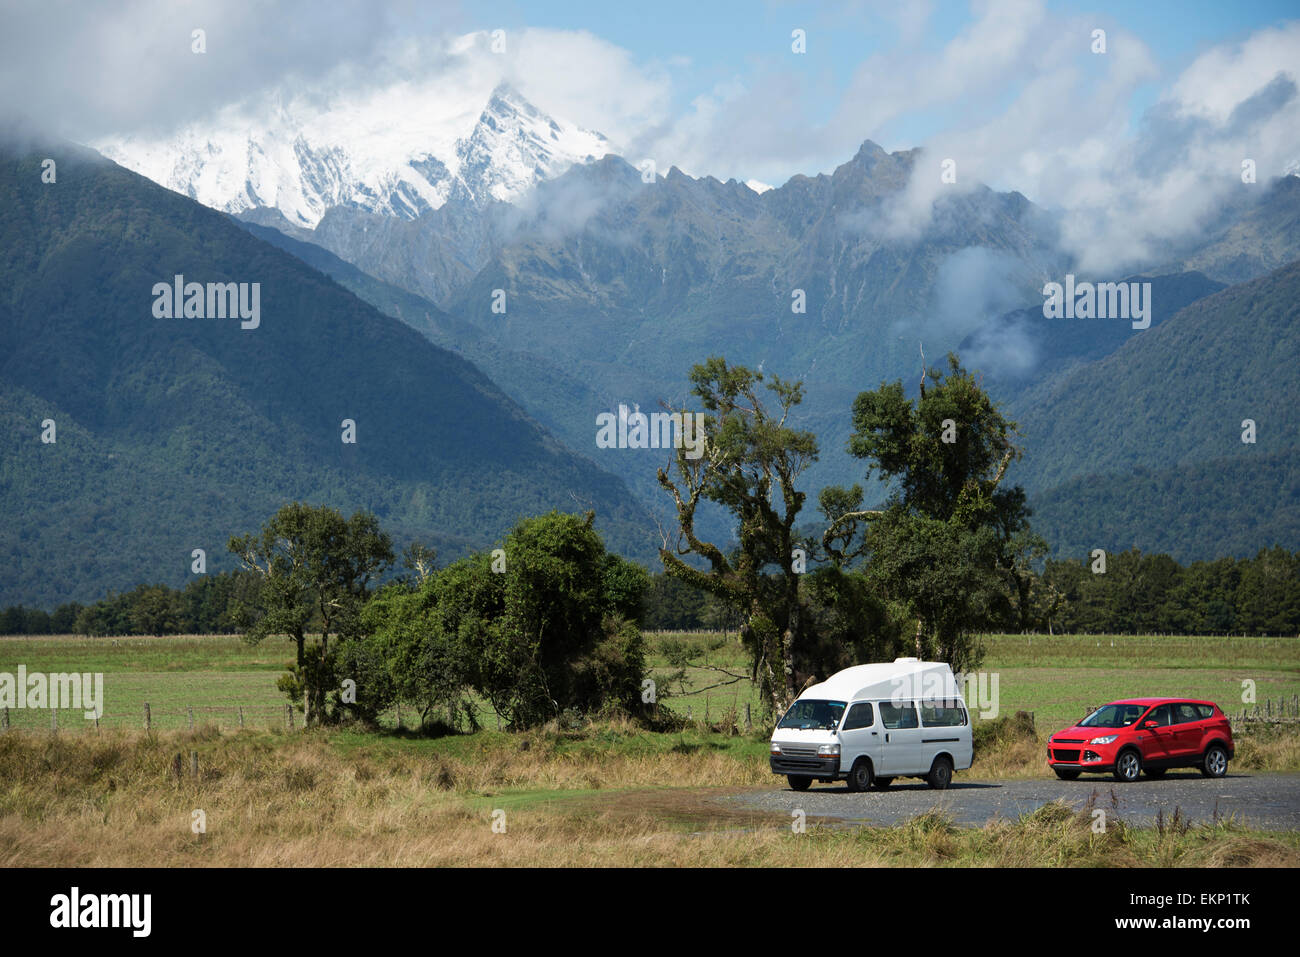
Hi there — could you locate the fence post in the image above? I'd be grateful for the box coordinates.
[51,711,57,734]
[188,707,194,730]
[705,695,710,724]
[144,702,151,732]
[238,706,244,729]
[745,702,752,733]
[285,703,294,731]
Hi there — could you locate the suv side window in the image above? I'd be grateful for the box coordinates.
[1174,703,1201,724]
[880,701,918,730]
[1148,704,1173,726]
[842,703,875,731]
[1195,704,1215,720]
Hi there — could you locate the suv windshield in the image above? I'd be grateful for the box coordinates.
[777,699,847,731]
[1079,703,1150,728]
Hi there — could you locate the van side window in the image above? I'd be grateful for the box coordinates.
[842,703,874,730]
[920,700,968,727]
[879,701,918,730]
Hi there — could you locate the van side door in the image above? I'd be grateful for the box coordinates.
[838,702,880,772]
[877,700,924,774]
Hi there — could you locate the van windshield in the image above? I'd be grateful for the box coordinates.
[777,699,847,731]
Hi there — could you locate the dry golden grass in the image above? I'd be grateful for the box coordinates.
[2,726,1297,867]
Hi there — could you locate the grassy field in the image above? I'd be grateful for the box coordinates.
[1,631,1297,735]
[2,630,1298,866]
[1,725,1297,867]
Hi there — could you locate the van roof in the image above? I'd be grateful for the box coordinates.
[800,658,961,703]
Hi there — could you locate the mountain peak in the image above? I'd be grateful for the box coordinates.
[95,79,613,227]
[853,139,888,162]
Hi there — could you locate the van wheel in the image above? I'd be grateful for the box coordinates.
[1113,749,1141,782]
[787,775,812,791]
[873,777,894,790]
[1201,744,1228,778]
[926,756,953,790]
[1053,769,1081,780]
[845,760,873,793]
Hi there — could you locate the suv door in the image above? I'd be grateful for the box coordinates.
[877,700,924,774]
[838,702,879,772]
[1171,702,1204,763]
[1140,704,1174,765]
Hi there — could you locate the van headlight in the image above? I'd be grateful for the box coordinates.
[770,743,782,755]
[1088,735,1118,745]
[817,744,840,756]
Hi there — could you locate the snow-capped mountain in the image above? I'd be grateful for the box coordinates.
[95,83,611,228]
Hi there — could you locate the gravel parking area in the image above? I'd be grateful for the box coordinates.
[720,772,1300,830]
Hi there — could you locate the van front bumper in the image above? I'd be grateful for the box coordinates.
[770,755,840,776]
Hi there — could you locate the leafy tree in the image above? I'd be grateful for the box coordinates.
[657,357,819,712]
[229,503,393,725]
[360,511,649,729]
[827,354,1029,670]
[1236,547,1300,635]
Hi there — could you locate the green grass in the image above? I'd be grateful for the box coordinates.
[1,631,1297,739]
[0,635,293,731]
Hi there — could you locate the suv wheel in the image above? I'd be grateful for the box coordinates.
[845,759,873,793]
[1201,744,1228,778]
[1113,749,1141,782]
[926,755,953,790]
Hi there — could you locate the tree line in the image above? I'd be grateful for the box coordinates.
[639,549,1300,637]
[10,545,1295,642]
[4,351,1299,728]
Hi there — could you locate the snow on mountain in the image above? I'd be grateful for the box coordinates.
[95,83,611,228]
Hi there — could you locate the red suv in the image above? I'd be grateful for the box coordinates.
[1047,698,1233,782]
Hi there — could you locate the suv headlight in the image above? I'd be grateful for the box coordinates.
[1088,735,1118,745]
[817,744,840,756]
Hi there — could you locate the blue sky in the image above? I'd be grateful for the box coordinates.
[6,0,1298,272]
[467,0,1299,152]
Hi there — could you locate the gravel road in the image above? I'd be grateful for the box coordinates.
[720,771,1300,830]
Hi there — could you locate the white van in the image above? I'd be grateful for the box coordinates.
[769,658,973,791]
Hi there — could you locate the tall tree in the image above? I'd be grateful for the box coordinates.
[658,357,818,712]
[229,503,393,725]
[828,353,1030,670]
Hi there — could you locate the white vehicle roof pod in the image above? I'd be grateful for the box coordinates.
[799,657,962,704]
